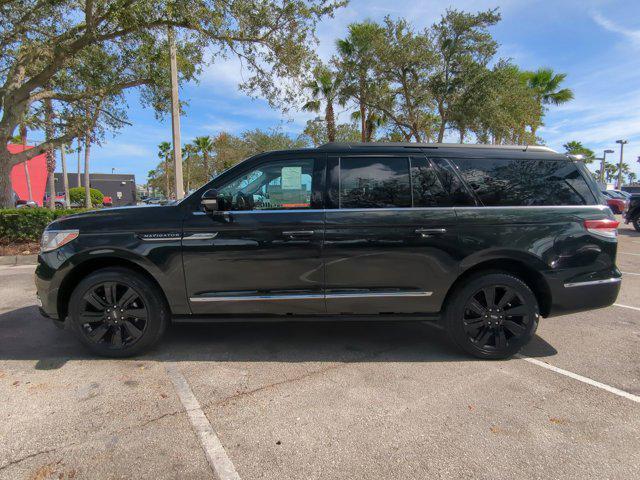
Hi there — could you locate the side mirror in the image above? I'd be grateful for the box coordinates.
[201,189,220,213]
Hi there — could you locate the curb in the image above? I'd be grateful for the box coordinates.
[0,254,38,266]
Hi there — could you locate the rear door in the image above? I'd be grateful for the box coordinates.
[323,153,467,314]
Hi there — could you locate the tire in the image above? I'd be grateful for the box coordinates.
[444,272,539,360]
[68,267,169,357]
[632,214,640,232]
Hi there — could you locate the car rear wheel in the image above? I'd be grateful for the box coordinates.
[444,273,539,359]
[68,267,169,357]
[632,214,640,232]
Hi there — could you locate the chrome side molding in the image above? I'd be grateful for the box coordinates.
[189,290,433,302]
[563,277,621,288]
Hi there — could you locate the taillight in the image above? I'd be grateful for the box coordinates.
[584,219,619,239]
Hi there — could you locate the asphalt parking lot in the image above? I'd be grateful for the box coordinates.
[1,220,639,480]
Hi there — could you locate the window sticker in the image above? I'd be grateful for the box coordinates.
[281,166,302,190]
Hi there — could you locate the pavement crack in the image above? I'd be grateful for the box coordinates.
[0,446,63,472]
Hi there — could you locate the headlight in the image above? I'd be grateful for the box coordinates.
[41,230,79,253]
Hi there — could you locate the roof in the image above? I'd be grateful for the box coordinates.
[317,142,557,153]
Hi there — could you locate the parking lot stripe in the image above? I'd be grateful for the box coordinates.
[516,355,640,404]
[618,251,640,256]
[621,271,640,276]
[613,303,640,312]
[166,363,241,480]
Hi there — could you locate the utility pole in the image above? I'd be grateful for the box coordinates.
[616,139,628,188]
[168,26,184,200]
[600,149,614,184]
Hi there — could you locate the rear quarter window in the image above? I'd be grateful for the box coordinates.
[451,158,597,206]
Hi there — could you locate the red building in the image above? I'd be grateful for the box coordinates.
[8,144,48,206]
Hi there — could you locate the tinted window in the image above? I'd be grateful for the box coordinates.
[339,157,411,208]
[430,158,476,206]
[218,158,314,210]
[410,157,450,207]
[452,158,596,206]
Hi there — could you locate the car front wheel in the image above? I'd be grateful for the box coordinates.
[68,267,169,357]
[445,273,539,359]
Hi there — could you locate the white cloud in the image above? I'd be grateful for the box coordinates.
[591,11,640,47]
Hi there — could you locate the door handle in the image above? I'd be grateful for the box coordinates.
[415,228,446,238]
[282,230,315,239]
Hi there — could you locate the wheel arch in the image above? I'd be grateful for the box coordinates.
[57,256,170,321]
[443,257,552,317]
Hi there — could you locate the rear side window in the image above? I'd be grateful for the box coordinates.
[410,157,451,207]
[339,157,412,208]
[451,158,596,206]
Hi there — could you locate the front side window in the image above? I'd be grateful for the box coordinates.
[339,157,411,208]
[217,158,315,210]
[452,158,596,206]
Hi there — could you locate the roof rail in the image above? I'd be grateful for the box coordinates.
[317,142,557,153]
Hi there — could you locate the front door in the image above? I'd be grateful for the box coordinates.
[323,154,468,314]
[182,153,325,315]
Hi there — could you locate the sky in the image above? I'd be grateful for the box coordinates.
[57,0,640,184]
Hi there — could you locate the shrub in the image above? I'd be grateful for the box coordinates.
[0,208,91,243]
[69,187,104,206]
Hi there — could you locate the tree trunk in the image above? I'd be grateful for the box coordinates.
[326,101,336,142]
[0,152,14,208]
[459,128,465,143]
[44,96,56,210]
[165,156,170,199]
[20,124,33,202]
[437,119,446,143]
[77,141,82,188]
[359,102,366,143]
[186,155,191,192]
[61,146,70,206]
[84,133,91,208]
[168,26,185,200]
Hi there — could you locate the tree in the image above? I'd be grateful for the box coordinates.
[563,141,595,163]
[336,21,386,142]
[301,117,360,146]
[193,136,214,179]
[157,141,172,198]
[0,0,344,207]
[428,8,501,142]
[523,68,574,136]
[302,64,343,142]
[628,172,637,185]
[365,17,436,142]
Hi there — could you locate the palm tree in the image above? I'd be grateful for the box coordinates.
[524,68,574,135]
[157,142,172,198]
[302,65,343,143]
[182,143,197,192]
[194,136,214,179]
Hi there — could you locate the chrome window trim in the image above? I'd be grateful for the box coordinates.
[563,277,621,288]
[190,204,608,215]
[190,291,433,302]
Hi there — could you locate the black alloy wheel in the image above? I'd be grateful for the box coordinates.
[78,282,148,349]
[69,267,168,357]
[462,285,529,351]
[445,273,539,359]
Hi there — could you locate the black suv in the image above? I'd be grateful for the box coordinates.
[35,143,621,359]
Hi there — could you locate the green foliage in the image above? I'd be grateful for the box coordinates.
[0,208,91,242]
[69,187,103,206]
[563,141,595,163]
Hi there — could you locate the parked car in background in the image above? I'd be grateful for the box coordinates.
[42,193,67,209]
[36,142,620,360]
[602,190,629,215]
[611,189,632,199]
[102,196,113,207]
[625,193,640,231]
[12,190,37,208]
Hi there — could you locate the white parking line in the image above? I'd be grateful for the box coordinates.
[516,355,640,404]
[621,271,640,276]
[614,303,640,312]
[165,363,241,480]
[619,251,640,256]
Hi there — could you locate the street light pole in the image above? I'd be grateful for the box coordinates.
[616,140,628,188]
[601,149,614,184]
[168,26,185,200]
